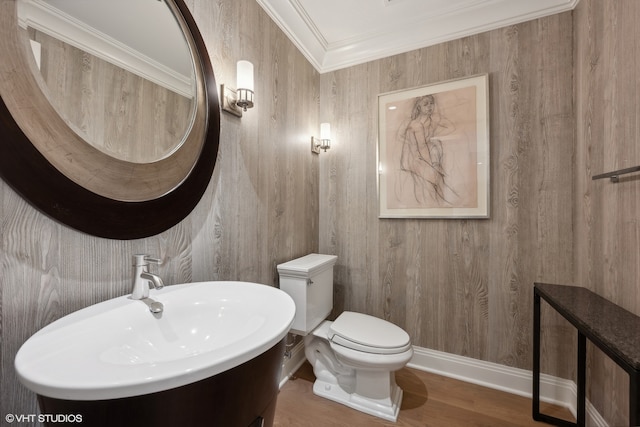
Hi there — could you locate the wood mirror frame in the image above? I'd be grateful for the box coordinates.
[0,0,220,239]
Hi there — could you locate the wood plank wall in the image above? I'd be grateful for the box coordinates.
[0,0,319,420]
[574,0,640,425]
[319,12,576,379]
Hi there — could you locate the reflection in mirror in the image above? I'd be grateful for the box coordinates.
[17,0,196,164]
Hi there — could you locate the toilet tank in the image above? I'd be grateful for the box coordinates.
[277,254,337,335]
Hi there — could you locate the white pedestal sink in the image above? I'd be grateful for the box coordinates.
[15,281,296,427]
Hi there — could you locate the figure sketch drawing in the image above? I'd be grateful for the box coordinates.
[400,95,458,206]
[385,86,478,210]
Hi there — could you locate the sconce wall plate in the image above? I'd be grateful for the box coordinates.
[311,137,321,154]
[221,84,243,117]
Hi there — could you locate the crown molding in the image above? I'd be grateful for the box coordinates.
[257,0,580,73]
[256,0,326,71]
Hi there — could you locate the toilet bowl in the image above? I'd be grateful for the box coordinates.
[277,254,413,421]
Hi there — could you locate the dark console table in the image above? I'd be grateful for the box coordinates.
[533,283,640,427]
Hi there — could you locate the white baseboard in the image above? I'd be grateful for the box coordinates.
[408,346,608,427]
[280,343,608,426]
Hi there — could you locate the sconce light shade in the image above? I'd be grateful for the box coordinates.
[221,60,255,117]
[320,123,331,151]
[237,60,254,91]
[235,60,254,112]
[320,123,331,140]
[311,123,332,154]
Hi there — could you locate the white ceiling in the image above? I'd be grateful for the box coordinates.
[256,0,580,73]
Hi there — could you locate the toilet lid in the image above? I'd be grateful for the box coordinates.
[328,312,411,354]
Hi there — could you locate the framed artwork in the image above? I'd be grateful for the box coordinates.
[377,74,490,219]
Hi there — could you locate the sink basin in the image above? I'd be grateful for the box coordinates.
[15,281,296,400]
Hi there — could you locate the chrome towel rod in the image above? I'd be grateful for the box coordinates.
[592,165,640,183]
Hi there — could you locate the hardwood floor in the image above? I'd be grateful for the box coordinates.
[274,362,574,426]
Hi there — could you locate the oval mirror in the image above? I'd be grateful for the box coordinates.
[0,0,220,239]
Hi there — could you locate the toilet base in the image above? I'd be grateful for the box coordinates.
[311,376,403,422]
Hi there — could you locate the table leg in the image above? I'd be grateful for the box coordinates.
[533,291,541,420]
[577,332,586,427]
[630,370,639,427]
[533,289,579,427]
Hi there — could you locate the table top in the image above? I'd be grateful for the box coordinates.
[535,283,640,372]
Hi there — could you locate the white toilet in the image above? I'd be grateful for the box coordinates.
[277,253,413,422]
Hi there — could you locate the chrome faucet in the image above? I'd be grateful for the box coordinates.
[131,255,164,313]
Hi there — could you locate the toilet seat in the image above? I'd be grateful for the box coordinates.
[328,312,412,355]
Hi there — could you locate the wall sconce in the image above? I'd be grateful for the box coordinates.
[221,60,254,117]
[311,123,331,154]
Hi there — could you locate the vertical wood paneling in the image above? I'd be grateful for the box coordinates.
[486,24,519,367]
[574,1,640,425]
[0,0,319,421]
[320,13,574,375]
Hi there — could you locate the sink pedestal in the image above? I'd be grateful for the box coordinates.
[37,339,285,427]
